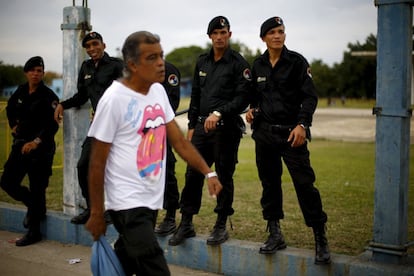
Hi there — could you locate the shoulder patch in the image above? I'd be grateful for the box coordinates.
[243,68,252,81]
[168,74,179,86]
[52,100,59,109]
[307,67,312,78]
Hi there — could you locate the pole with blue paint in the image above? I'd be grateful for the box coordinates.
[60,1,91,216]
[371,0,413,264]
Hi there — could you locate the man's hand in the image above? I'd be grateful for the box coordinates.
[21,141,39,154]
[85,213,107,241]
[245,108,255,124]
[187,128,194,141]
[204,113,220,133]
[206,176,223,198]
[54,104,64,123]
[287,125,306,147]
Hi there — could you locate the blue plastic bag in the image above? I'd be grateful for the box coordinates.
[91,236,126,276]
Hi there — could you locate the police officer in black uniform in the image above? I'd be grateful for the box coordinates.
[154,61,181,236]
[169,16,251,246]
[54,32,124,224]
[1,56,59,246]
[246,17,330,264]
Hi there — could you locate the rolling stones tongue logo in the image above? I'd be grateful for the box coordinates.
[137,104,166,182]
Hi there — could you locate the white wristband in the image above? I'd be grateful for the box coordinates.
[33,137,42,145]
[205,171,217,179]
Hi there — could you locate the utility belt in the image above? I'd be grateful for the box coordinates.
[12,138,27,146]
[257,120,311,140]
[258,121,295,134]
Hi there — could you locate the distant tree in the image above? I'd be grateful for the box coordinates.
[44,71,62,86]
[230,40,261,66]
[310,59,338,98]
[0,61,25,89]
[337,34,377,98]
[166,41,261,79]
[165,46,205,79]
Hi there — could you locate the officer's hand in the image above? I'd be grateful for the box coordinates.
[187,129,194,141]
[206,176,222,198]
[245,108,255,124]
[54,104,64,124]
[11,125,18,136]
[21,141,38,155]
[204,114,220,133]
[85,213,107,241]
[288,125,306,147]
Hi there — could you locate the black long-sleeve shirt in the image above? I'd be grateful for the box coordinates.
[60,52,124,111]
[188,47,251,129]
[250,46,318,127]
[6,81,59,150]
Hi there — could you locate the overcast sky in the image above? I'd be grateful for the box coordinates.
[0,0,377,73]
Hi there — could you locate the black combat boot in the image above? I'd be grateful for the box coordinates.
[155,209,177,236]
[259,220,287,254]
[206,214,229,245]
[313,224,331,265]
[16,221,42,247]
[168,213,196,246]
[70,208,90,224]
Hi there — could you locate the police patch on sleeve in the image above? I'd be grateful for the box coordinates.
[52,100,58,109]
[307,67,312,78]
[168,74,179,87]
[243,68,252,81]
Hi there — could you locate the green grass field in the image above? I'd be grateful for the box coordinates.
[0,100,413,256]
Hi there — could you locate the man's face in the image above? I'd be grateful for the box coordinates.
[84,39,106,61]
[25,66,44,86]
[209,28,232,50]
[262,25,286,50]
[134,42,165,84]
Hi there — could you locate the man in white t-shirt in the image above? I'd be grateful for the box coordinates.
[85,31,222,276]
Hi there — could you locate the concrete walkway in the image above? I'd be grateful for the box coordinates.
[0,203,413,276]
[0,229,219,276]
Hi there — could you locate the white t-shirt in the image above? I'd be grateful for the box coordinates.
[88,80,175,211]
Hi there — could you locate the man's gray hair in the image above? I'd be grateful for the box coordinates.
[122,31,161,77]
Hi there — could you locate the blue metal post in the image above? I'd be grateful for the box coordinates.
[60,3,91,216]
[371,0,413,264]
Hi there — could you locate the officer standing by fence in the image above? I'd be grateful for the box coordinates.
[0,56,59,246]
[155,61,181,236]
[54,32,124,224]
[169,16,251,246]
[246,17,330,264]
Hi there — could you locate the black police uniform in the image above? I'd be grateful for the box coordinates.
[60,52,123,217]
[250,46,327,227]
[181,47,250,217]
[161,61,181,213]
[1,81,59,233]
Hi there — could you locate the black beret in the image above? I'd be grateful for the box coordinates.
[23,56,44,72]
[82,31,103,47]
[260,16,284,37]
[207,16,230,35]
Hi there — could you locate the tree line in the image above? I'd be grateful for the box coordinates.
[0,34,376,99]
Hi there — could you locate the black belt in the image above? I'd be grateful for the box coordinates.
[13,138,27,146]
[259,121,294,134]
